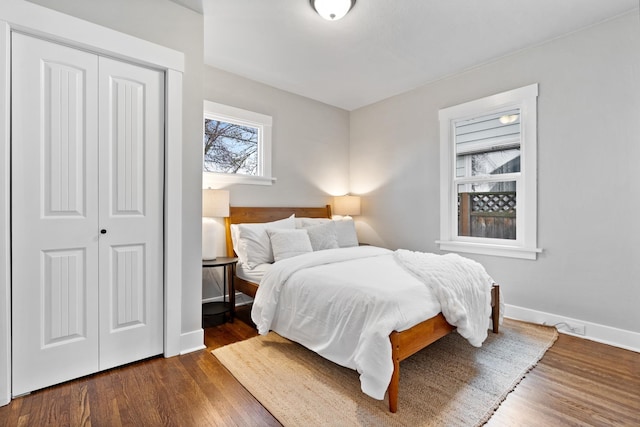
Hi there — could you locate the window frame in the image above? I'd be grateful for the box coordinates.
[437,84,541,260]
[202,100,274,187]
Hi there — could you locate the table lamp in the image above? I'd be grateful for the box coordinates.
[333,195,361,218]
[202,189,230,260]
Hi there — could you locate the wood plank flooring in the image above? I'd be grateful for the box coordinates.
[1,307,638,426]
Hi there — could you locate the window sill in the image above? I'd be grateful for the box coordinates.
[436,240,542,260]
[203,172,276,187]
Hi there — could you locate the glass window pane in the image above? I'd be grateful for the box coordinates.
[455,108,521,178]
[203,118,259,175]
[455,108,520,154]
[457,181,516,240]
[457,148,520,177]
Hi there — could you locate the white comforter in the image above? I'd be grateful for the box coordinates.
[251,246,495,400]
[394,249,496,347]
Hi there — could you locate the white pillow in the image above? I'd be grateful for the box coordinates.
[334,218,359,247]
[236,215,296,268]
[267,228,313,262]
[304,221,339,251]
[230,223,243,263]
[299,217,331,228]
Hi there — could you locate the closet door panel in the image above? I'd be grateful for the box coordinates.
[11,33,100,396]
[97,57,164,370]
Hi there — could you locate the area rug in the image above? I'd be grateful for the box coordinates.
[211,319,557,426]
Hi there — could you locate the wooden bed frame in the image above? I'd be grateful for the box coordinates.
[225,205,500,413]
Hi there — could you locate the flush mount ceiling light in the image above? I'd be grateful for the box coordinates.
[310,0,356,21]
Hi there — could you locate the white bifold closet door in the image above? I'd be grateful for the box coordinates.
[11,33,164,396]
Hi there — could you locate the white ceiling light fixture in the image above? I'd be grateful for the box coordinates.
[310,0,356,21]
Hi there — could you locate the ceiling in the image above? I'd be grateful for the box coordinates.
[193,0,638,111]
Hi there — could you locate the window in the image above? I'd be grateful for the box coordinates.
[437,84,541,259]
[203,100,273,186]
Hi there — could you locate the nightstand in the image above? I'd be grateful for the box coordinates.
[202,257,238,325]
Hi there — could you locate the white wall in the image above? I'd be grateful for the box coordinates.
[203,65,351,205]
[201,65,351,300]
[350,12,640,343]
[9,2,637,355]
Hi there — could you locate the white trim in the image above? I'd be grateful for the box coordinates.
[0,20,10,407]
[203,173,277,187]
[204,101,272,126]
[506,304,640,353]
[179,329,206,355]
[436,240,541,260]
[163,70,184,357]
[1,2,185,404]
[438,84,541,260]
[440,85,538,119]
[202,100,275,187]
[202,291,244,304]
[0,1,184,72]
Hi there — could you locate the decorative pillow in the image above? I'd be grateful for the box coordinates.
[304,221,339,251]
[334,218,359,247]
[236,215,296,268]
[299,217,331,228]
[266,228,313,262]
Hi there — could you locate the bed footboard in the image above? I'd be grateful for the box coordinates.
[387,284,500,413]
[388,313,454,413]
[491,284,500,334]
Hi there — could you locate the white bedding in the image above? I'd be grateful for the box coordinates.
[252,246,441,399]
[252,245,497,401]
[236,262,270,284]
[394,249,497,347]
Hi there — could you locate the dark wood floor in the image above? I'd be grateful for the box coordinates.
[1,307,638,426]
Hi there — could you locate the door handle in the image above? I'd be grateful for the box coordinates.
[100,229,107,234]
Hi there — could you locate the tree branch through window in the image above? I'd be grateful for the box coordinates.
[204,119,258,175]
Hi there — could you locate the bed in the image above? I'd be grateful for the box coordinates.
[224,205,501,413]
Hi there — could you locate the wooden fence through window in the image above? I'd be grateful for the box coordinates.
[458,191,516,240]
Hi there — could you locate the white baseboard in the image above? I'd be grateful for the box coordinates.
[202,295,226,304]
[179,328,206,355]
[505,304,640,353]
[203,292,252,306]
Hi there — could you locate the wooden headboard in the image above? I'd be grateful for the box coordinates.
[224,205,332,258]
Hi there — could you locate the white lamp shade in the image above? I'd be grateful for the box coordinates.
[202,217,218,260]
[312,0,355,21]
[202,189,230,218]
[333,195,361,216]
[202,189,229,260]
